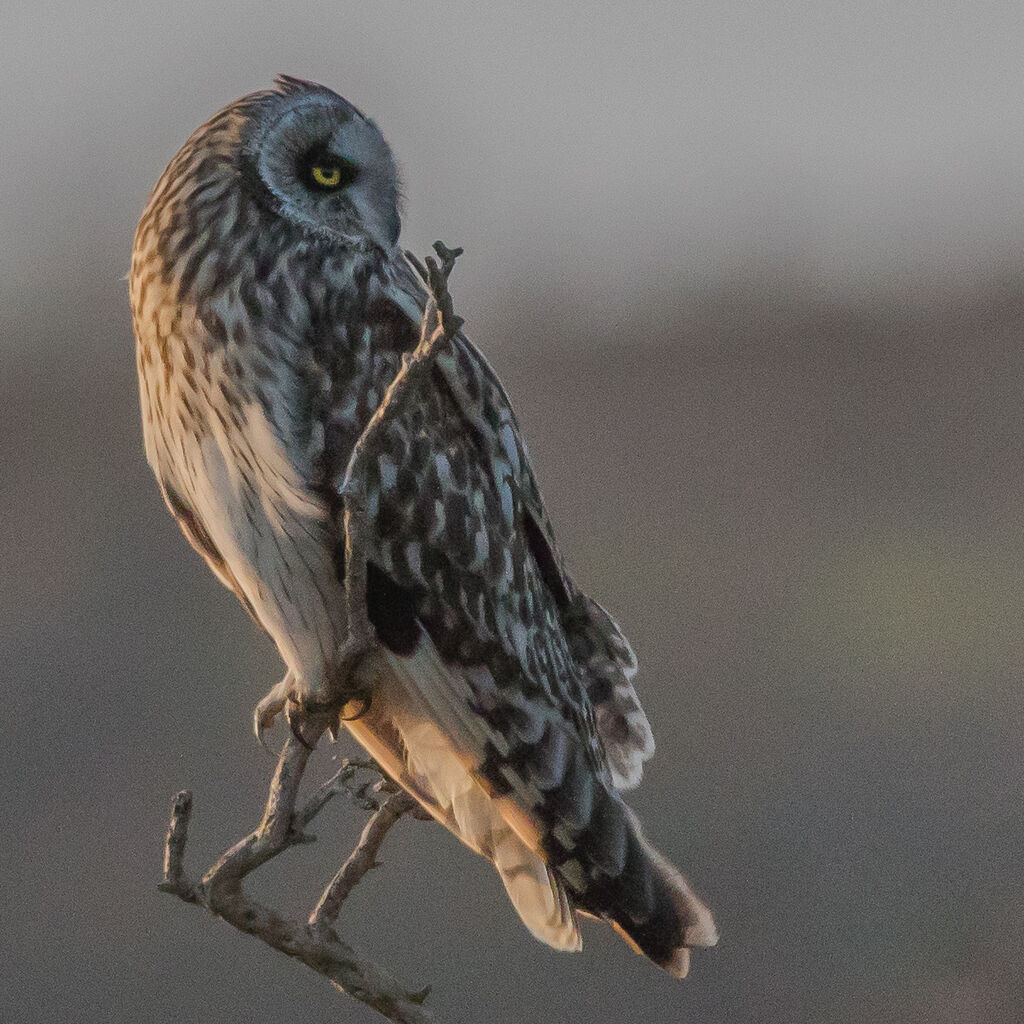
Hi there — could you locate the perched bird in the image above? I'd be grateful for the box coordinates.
[130,76,717,976]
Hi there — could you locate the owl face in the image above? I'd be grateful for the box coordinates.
[240,80,401,251]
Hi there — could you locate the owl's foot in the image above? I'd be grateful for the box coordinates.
[253,681,341,752]
[253,643,379,750]
[314,635,380,738]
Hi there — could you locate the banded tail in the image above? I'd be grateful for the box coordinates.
[533,733,718,977]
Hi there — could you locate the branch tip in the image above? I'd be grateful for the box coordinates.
[409,985,432,1006]
[162,789,194,894]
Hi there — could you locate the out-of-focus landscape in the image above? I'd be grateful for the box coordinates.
[2,4,1023,1023]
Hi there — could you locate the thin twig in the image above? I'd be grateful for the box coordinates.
[310,790,419,929]
[201,729,319,905]
[301,756,385,819]
[159,790,193,898]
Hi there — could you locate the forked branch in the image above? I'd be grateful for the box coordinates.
[159,734,434,1024]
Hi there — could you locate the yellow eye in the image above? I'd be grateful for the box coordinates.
[311,165,342,187]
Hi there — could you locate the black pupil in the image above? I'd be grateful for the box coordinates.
[303,150,357,191]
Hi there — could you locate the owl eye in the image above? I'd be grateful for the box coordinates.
[312,165,342,187]
[303,152,358,191]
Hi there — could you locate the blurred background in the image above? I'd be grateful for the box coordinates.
[2,3,1023,1022]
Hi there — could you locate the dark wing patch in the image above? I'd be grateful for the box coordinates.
[523,509,571,611]
[367,561,420,656]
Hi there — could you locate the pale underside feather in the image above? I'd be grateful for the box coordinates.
[347,636,581,952]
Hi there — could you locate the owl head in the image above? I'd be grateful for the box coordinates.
[237,75,401,251]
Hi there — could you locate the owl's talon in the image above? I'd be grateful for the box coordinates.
[253,676,294,755]
[254,722,283,758]
[287,704,318,751]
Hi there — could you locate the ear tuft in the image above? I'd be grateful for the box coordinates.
[273,74,318,95]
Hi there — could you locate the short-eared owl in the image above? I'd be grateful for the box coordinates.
[130,76,717,975]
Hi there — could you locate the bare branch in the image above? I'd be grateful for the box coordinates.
[300,756,385,819]
[310,789,419,930]
[158,790,193,899]
[159,729,433,1023]
[201,728,320,904]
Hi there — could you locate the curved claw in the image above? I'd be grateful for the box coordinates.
[254,713,282,759]
[286,701,318,751]
[285,698,339,752]
[253,674,293,758]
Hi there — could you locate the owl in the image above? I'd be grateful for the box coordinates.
[130,76,717,976]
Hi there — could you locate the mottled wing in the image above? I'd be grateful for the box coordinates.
[339,266,713,972]
[378,260,654,789]
[359,317,595,761]
[564,595,654,790]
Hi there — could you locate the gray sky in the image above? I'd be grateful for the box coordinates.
[3,0,1023,353]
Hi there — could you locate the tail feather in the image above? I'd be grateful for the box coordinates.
[562,800,717,977]
[534,738,718,976]
[491,826,581,951]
